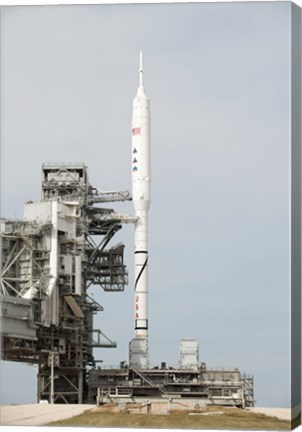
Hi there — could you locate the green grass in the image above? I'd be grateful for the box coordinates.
[48,407,291,430]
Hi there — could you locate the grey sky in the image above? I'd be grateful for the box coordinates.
[0,2,292,407]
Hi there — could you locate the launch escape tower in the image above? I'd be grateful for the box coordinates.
[1,164,134,403]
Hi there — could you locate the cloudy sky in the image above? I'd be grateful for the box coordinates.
[0,1,294,407]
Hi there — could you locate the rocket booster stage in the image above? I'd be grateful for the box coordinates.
[129,52,151,369]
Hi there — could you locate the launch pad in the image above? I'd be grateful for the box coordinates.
[1,163,254,407]
[1,162,254,407]
[1,55,254,408]
[88,367,254,408]
[87,340,254,408]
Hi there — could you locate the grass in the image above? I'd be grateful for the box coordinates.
[48,406,291,430]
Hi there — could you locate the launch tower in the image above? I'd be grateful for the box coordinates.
[1,164,134,403]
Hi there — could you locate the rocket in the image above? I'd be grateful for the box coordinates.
[129,51,151,369]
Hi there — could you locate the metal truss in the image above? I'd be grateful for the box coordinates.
[1,163,134,404]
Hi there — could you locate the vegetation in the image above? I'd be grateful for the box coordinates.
[48,406,291,430]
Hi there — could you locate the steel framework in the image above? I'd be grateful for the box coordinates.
[87,366,255,408]
[1,164,134,403]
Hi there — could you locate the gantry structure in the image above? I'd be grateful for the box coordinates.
[1,164,134,403]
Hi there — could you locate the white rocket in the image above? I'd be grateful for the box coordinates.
[129,51,151,369]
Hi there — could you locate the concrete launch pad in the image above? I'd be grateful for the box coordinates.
[0,403,95,426]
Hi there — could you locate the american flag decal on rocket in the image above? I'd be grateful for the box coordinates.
[132,127,141,135]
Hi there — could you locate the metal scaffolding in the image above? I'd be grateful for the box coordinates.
[87,365,255,408]
[1,164,132,403]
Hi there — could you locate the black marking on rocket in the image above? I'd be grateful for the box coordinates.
[134,253,148,291]
[135,320,148,330]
